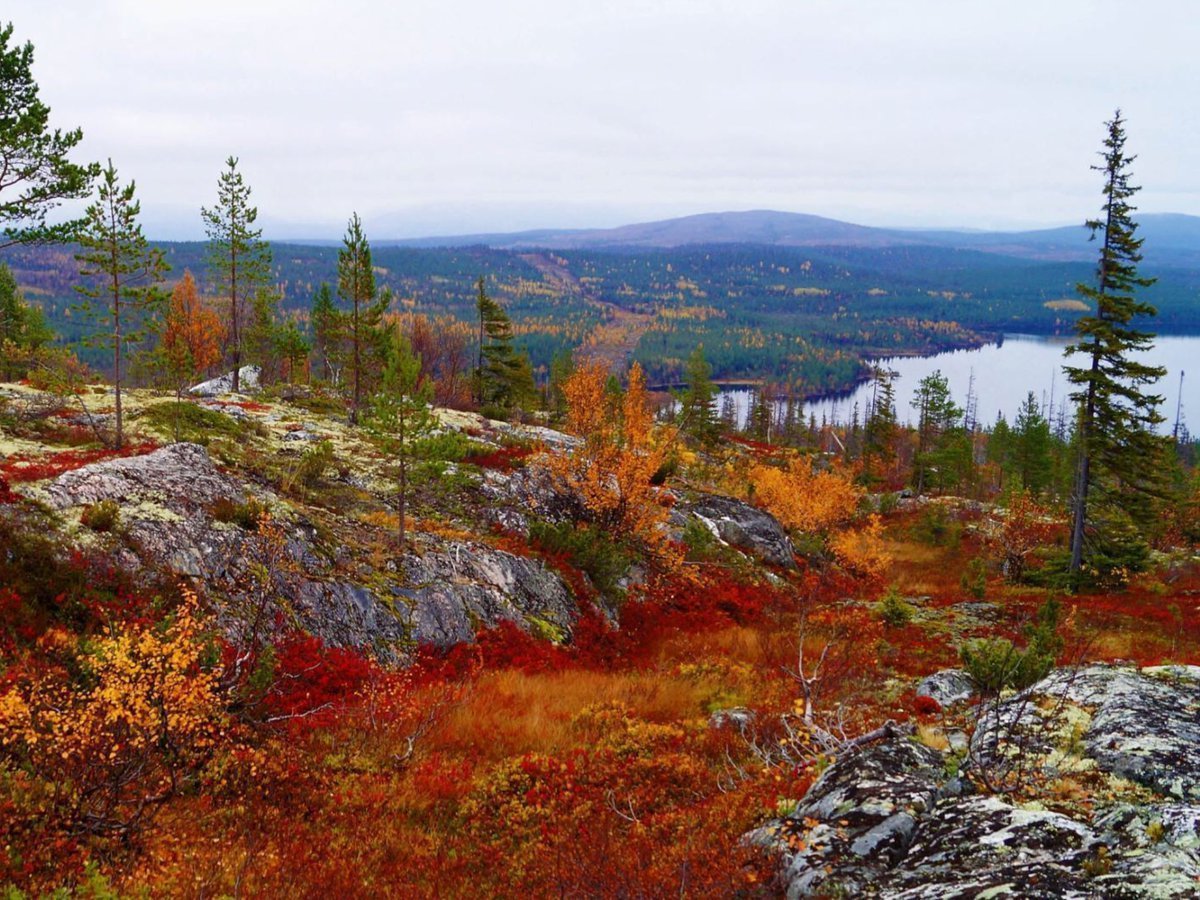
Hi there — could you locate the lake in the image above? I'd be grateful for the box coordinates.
[713,333,1200,433]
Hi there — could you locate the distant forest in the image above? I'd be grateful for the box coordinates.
[5,239,1199,394]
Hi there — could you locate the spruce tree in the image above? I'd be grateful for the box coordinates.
[202,157,271,393]
[1011,392,1053,495]
[0,23,98,246]
[912,370,962,495]
[475,275,534,412]
[74,160,168,448]
[310,282,344,384]
[1064,111,1167,579]
[863,366,898,484]
[678,344,718,444]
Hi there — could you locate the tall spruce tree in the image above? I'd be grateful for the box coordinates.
[863,366,899,485]
[201,156,271,394]
[310,282,344,384]
[678,344,718,444]
[475,275,534,411]
[1064,111,1166,579]
[0,23,98,246]
[912,370,962,495]
[74,160,168,448]
[1011,391,1053,495]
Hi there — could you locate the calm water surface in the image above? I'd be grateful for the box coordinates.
[716,334,1200,432]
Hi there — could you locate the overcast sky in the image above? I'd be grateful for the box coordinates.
[9,0,1199,239]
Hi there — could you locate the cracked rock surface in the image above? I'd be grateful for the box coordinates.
[758,665,1200,897]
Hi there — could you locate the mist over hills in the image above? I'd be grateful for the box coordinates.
[368,209,1200,268]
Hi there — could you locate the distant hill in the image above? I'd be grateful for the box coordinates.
[384,210,921,250]
[379,209,1200,267]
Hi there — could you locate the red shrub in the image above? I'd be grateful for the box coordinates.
[260,633,376,731]
[912,694,942,716]
[463,445,535,472]
[0,441,159,484]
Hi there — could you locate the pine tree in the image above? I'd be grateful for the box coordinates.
[201,156,271,394]
[338,212,384,423]
[0,23,98,247]
[74,160,168,448]
[1064,111,1167,579]
[364,326,435,549]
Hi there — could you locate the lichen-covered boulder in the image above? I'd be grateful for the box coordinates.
[876,795,1100,898]
[972,665,1200,802]
[759,665,1200,897]
[189,365,261,397]
[751,736,945,897]
[400,541,578,646]
[915,668,974,708]
[677,493,796,568]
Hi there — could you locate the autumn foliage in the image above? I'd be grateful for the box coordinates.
[540,359,680,566]
[749,455,890,577]
[161,269,223,394]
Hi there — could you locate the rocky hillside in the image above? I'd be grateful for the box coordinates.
[3,376,1200,897]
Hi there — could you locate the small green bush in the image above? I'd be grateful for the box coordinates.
[960,597,1061,694]
[681,518,721,562]
[141,401,244,444]
[877,587,914,628]
[878,492,900,515]
[914,505,962,547]
[529,520,635,601]
[960,557,988,599]
[283,439,335,491]
[80,499,121,533]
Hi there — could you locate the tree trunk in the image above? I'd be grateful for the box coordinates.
[397,459,406,549]
[230,247,240,393]
[110,218,123,450]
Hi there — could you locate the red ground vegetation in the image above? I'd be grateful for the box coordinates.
[0,441,159,484]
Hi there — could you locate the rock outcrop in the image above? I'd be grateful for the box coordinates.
[401,542,577,646]
[42,443,585,656]
[189,365,262,397]
[759,664,1200,897]
[676,493,796,568]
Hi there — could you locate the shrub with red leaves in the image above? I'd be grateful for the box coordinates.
[912,694,943,716]
[0,441,159,484]
[463,445,534,472]
[259,633,376,731]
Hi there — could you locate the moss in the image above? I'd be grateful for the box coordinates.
[139,401,245,443]
[526,615,567,644]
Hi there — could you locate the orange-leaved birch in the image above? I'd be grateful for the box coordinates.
[543,359,680,569]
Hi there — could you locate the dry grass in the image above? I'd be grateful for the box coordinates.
[426,669,714,760]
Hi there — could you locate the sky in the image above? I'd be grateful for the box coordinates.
[9,0,1200,239]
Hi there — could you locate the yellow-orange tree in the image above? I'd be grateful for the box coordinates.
[749,455,889,577]
[0,587,225,841]
[541,359,679,566]
[161,269,224,438]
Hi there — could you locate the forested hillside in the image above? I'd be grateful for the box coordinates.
[7,234,1200,392]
